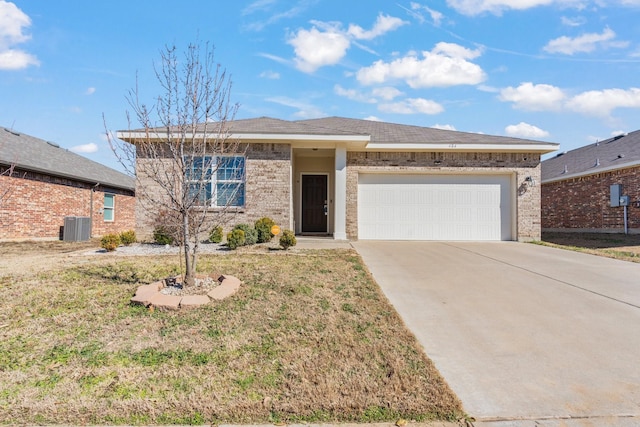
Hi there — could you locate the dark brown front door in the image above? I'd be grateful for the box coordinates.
[301,174,327,233]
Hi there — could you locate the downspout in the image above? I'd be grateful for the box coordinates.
[90,183,100,238]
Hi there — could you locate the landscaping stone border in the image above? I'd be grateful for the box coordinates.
[130,274,242,310]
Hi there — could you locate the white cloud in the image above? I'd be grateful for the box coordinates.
[499,82,566,111]
[363,116,381,121]
[561,15,586,26]
[288,14,407,73]
[71,143,99,153]
[347,13,408,40]
[0,49,38,70]
[446,0,555,16]
[432,123,457,130]
[447,0,640,15]
[410,3,445,26]
[334,84,376,103]
[505,122,550,138]
[259,70,280,79]
[288,23,350,72]
[379,98,444,114]
[0,1,39,70]
[565,87,640,117]
[266,95,326,119]
[85,87,96,95]
[500,82,640,118]
[371,86,403,100]
[257,52,290,65]
[357,42,485,88]
[543,27,628,55]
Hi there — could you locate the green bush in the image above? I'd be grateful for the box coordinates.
[255,217,276,243]
[100,233,121,252]
[226,229,245,250]
[279,229,296,250]
[208,226,223,243]
[153,226,175,245]
[119,230,136,246]
[233,223,258,246]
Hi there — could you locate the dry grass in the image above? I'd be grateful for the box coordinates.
[538,232,640,262]
[0,243,463,425]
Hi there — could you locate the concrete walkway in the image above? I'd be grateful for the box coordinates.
[353,241,640,426]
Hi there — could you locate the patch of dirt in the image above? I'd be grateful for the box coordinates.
[0,240,101,276]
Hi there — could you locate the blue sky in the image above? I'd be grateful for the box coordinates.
[2,0,640,172]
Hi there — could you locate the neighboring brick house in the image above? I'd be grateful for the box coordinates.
[118,117,558,242]
[542,130,640,234]
[0,127,135,240]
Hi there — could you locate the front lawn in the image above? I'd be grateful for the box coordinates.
[0,245,463,425]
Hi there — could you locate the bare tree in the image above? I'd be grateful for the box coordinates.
[107,41,241,287]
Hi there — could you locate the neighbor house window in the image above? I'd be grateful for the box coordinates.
[186,156,245,207]
[104,194,115,221]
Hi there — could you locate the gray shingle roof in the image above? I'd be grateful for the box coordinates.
[542,130,640,182]
[296,116,557,146]
[122,116,558,150]
[199,117,360,136]
[0,127,135,191]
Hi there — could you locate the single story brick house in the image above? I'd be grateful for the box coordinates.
[0,127,135,240]
[542,130,640,234]
[118,117,558,242]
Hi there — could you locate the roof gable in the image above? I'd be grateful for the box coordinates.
[0,127,135,191]
[542,130,640,182]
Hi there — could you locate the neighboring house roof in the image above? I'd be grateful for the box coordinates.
[542,130,640,183]
[119,116,558,154]
[0,127,135,191]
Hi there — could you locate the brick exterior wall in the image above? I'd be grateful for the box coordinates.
[542,165,640,233]
[346,151,542,241]
[135,143,291,240]
[0,169,135,240]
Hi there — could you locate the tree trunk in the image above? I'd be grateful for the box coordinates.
[182,210,195,287]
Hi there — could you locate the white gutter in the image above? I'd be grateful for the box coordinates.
[543,159,640,184]
[116,131,370,143]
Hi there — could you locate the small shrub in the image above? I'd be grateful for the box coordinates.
[227,229,245,250]
[153,226,175,245]
[100,233,121,252]
[233,223,258,246]
[279,229,296,250]
[255,217,276,243]
[119,230,136,246]
[208,226,223,243]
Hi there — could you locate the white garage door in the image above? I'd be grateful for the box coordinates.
[358,174,512,241]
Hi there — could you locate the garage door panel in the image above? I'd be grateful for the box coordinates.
[358,174,512,241]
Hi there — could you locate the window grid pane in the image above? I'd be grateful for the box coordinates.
[186,155,245,208]
[104,194,114,221]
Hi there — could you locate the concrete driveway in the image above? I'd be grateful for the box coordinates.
[352,241,640,425]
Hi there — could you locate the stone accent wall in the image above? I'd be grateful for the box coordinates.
[346,151,542,241]
[542,165,640,233]
[0,169,135,240]
[135,143,291,241]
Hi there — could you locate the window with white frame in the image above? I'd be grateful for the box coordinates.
[186,156,245,207]
[104,194,115,221]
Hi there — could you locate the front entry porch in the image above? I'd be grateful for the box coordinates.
[292,145,347,240]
